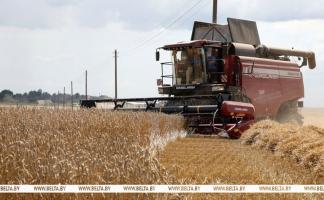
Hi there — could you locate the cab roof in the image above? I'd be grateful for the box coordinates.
[162,40,221,50]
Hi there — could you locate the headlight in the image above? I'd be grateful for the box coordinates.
[211,85,224,91]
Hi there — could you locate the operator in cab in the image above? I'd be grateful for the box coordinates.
[206,47,224,83]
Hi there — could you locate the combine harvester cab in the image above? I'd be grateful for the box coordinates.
[81,18,316,139]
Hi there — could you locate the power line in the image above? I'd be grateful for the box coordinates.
[124,0,207,54]
[128,0,205,51]
[146,0,198,33]
[142,0,210,47]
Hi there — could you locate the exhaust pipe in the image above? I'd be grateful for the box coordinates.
[256,45,316,69]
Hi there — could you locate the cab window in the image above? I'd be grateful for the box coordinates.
[172,48,205,85]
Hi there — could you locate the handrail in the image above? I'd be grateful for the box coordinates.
[161,62,174,85]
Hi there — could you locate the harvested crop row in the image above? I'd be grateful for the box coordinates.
[0,107,185,199]
[242,120,324,180]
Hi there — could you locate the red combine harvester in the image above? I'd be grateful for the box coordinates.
[81,18,316,139]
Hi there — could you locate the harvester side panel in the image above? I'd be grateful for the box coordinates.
[239,56,304,119]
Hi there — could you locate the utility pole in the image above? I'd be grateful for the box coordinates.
[212,0,218,23]
[85,70,88,100]
[57,90,60,109]
[114,49,118,99]
[63,87,66,107]
[71,81,73,110]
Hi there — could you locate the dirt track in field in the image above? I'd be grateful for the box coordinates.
[159,137,320,184]
[158,108,324,199]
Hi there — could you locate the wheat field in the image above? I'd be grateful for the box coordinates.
[1,107,324,200]
[0,107,185,199]
[242,120,324,180]
[158,109,324,200]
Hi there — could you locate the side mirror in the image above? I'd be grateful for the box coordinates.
[156,79,163,86]
[155,51,160,61]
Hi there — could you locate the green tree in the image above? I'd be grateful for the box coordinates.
[0,89,13,101]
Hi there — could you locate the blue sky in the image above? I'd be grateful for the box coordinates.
[0,0,323,107]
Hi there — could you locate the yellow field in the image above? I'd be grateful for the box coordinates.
[158,109,324,200]
[1,107,324,200]
[300,107,324,128]
[242,120,324,179]
[159,136,324,200]
[0,107,184,199]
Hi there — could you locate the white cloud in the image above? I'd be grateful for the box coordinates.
[1,0,324,30]
[0,1,322,107]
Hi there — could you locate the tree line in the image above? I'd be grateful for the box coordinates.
[0,89,108,104]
